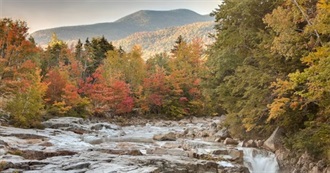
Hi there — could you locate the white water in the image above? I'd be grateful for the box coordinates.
[243,148,279,173]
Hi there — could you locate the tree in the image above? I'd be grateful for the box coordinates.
[5,67,47,128]
[140,67,170,114]
[0,18,39,81]
[267,0,330,160]
[163,38,205,118]
[79,66,134,115]
[205,0,285,137]
[0,18,41,117]
[84,36,115,77]
[103,45,146,91]
[146,52,170,74]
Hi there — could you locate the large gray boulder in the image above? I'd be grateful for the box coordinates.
[263,127,283,152]
[224,138,239,145]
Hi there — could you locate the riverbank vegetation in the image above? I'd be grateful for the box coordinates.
[0,0,329,163]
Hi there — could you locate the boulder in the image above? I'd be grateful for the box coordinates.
[212,149,228,155]
[153,132,176,141]
[228,149,243,163]
[263,127,283,152]
[224,138,238,145]
[214,127,230,140]
[42,117,85,129]
[90,123,121,131]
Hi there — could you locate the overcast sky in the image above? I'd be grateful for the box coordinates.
[0,0,221,33]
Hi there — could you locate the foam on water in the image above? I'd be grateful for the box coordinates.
[243,148,279,173]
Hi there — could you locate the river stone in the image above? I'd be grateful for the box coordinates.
[90,123,121,131]
[263,126,283,152]
[212,149,228,155]
[42,117,85,129]
[228,149,243,162]
[243,140,257,148]
[224,138,238,145]
[214,127,230,140]
[62,162,91,170]
[153,132,177,141]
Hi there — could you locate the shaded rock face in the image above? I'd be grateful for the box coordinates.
[0,116,278,172]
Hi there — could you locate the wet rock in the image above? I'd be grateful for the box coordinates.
[0,161,49,172]
[147,148,187,157]
[97,149,143,156]
[0,139,8,146]
[8,149,77,160]
[144,157,219,173]
[182,140,214,150]
[228,149,243,163]
[153,132,177,141]
[243,140,256,148]
[42,117,85,129]
[186,128,197,138]
[39,142,53,147]
[90,123,121,131]
[6,133,46,140]
[198,130,210,138]
[215,138,222,142]
[62,162,91,170]
[214,128,230,140]
[224,138,238,145]
[263,126,283,152]
[218,166,250,173]
[187,150,198,158]
[213,149,229,155]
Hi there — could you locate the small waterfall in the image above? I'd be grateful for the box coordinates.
[242,148,279,173]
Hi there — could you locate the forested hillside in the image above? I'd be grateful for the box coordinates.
[113,21,215,59]
[1,0,330,164]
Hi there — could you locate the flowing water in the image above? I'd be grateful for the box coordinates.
[0,117,281,172]
[243,148,279,173]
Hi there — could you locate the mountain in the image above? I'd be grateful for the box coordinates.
[112,21,215,59]
[31,9,214,45]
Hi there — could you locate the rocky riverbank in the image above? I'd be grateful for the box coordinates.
[0,116,279,173]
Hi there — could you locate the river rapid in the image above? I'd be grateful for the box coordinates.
[0,116,279,173]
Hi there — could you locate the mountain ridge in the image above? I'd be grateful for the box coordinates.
[31,9,214,45]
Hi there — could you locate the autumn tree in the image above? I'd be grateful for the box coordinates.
[164,37,205,118]
[0,18,40,91]
[79,66,133,115]
[0,18,44,127]
[5,62,47,128]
